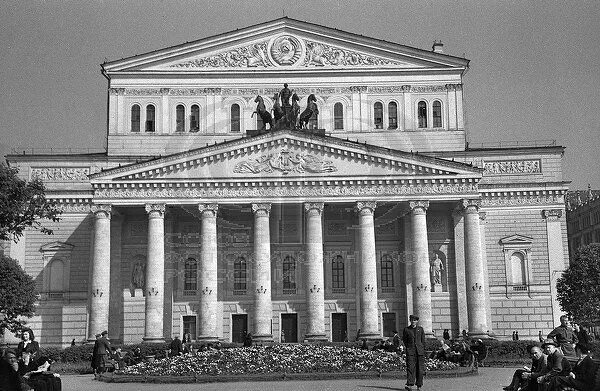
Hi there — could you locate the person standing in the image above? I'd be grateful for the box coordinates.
[94,330,112,374]
[443,329,450,341]
[402,314,425,391]
[16,328,40,372]
[547,315,578,356]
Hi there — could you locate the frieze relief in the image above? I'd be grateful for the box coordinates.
[233,149,337,175]
[31,167,90,181]
[482,194,563,207]
[94,183,478,199]
[483,160,541,175]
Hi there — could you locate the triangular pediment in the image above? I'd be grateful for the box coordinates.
[499,234,534,246]
[91,130,481,183]
[103,18,468,74]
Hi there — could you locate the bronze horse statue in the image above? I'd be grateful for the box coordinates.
[299,94,318,129]
[252,95,273,131]
[272,93,284,124]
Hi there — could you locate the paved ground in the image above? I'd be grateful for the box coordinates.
[61,367,515,391]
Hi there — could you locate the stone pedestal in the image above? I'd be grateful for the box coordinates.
[410,200,433,337]
[252,203,273,342]
[143,204,166,343]
[198,204,219,342]
[304,202,327,341]
[88,204,111,341]
[432,283,442,292]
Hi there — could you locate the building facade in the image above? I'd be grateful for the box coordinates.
[3,18,570,346]
[566,186,600,259]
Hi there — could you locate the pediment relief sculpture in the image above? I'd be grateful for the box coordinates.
[169,35,405,69]
[233,149,336,175]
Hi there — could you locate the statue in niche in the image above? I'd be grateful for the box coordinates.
[430,253,444,287]
[132,262,145,289]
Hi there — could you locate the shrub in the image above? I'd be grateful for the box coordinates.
[60,344,94,362]
[39,346,62,362]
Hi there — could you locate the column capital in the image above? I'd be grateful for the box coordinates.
[304,202,324,214]
[542,209,563,221]
[251,203,271,216]
[355,201,377,214]
[461,199,481,213]
[91,204,111,218]
[409,200,429,214]
[198,203,219,217]
[145,203,166,217]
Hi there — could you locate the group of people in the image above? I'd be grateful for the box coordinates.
[503,315,596,391]
[0,328,61,391]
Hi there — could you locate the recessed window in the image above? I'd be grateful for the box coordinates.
[49,259,65,292]
[131,105,140,132]
[176,105,185,132]
[234,256,247,291]
[418,101,427,128]
[190,105,200,132]
[231,104,240,132]
[388,102,398,129]
[374,102,383,129]
[510,252,526,285]
[433,101,442,128]
[332,255,345,289]
[283,256,296,292]
[380,255,394,288]
[334,102,344,130]
[145,105,155,132]
[184,258,197,291]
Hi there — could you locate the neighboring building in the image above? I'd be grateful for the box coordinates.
[566,186,600,259]
[2,18,570,346]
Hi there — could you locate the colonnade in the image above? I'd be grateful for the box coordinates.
[87,199,489,342]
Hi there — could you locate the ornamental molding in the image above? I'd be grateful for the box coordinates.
[124,88,163,96]
[31,167,90,182]
[94,182,479,200]
[233,149,337,175]
[169,36,404,69]
[542,209,563,221]
[481,190,565,207]
[483,159,542,175]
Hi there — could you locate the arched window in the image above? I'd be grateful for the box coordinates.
[334,102,344,130]
[231,104,240,132]
[388,102,398,129]
[433,101,442,128]
[283,256,296,292]
[145,104,155,132]
[418,101,427,128]
[176,104,185,132]
[234,257,247,291]
[380,255,394,288]
[511,252,526,285]
[332,255,345,289]
[131,105,140,132]
[374,102,383,129]
[49,259,65,292]
[184,258,197,291]
[190,105,200,132]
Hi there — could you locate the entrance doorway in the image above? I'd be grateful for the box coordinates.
[382,312,396,337]
[331,313,348,342]
[231,314,248,343]
[281,313,298,342]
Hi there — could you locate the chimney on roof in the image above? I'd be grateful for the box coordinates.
[432,40,444,54]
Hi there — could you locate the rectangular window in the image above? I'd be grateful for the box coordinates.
[182,315,197,340]
[382,312,396,337]
[234,258,247,291]
[282,256,296,292]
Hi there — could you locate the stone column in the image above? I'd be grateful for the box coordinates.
[409,200,433,336]
[198,203,219,341]
[462,199,488,338]
[252,203,273,342]
[356,201,379,340]
[88,204,111,341]
[452,209,469,334]
[304,202,326,341]
[543,209,567,323]
[143,203,166,343]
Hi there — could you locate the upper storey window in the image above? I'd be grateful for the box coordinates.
[190,105,200,132]
[418,101,427,128]
[334,102,344,130]
[145,105,155,132]
[176,104,185,132]
[131,104,140,132]
[231,104,240,132]
[374,102,383,129]
[433,101,442,128]
[388,102,398,130]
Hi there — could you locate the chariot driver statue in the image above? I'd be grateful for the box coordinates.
[279,83,292,114]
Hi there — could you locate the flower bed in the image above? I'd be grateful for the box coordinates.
[119,345,459,377]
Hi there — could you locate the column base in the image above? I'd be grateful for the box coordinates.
[142,337,166,344]
[252,334,274,343]
[196,335,219,342]
[304,333,328,342]
[467,330,491,339]
[358,332,381,341]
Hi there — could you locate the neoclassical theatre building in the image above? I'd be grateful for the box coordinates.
[3,18,570,346]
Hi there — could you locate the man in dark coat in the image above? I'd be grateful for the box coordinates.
[504,346,547,391]
[537,339,572,388]
[547,315,578,356]
[548,343,596,391]
[169,336,183,357]
[94,330,112,374]
[402,314,425,391]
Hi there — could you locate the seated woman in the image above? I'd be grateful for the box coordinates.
[24,356,62,391]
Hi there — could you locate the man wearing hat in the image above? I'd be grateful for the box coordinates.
[537,339,572,388]
[402,315,425,391]
[94,331,112,376]
[547,343,595,391]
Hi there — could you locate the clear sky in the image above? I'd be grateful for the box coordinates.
[0,0,598,189]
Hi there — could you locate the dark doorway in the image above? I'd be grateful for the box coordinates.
[281,313,298,343]
[232,314,248,343]
[382,312,396,337]
[331,313,348,342]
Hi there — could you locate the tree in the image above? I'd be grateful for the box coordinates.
[0,255,38,335]
[556,243,600,326]
[0,162,61,242]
